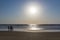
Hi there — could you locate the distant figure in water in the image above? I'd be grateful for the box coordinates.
[10,25,13,31]
[8,25,13,31]
[8,26,10,31]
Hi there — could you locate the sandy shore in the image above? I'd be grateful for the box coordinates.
[0,31,60,40]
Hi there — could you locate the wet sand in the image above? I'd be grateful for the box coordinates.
[0,31,60,40]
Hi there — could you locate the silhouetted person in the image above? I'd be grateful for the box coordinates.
[8,26,10,31]
[10,25,13,31]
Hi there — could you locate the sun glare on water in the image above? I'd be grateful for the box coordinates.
[27,24,43,30]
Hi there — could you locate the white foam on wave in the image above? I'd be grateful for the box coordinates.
[13,28,60,32]
[0,28,60,32]
[0,29,8,31]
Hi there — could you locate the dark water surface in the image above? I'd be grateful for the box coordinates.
[0,26,60,29]
[0,25,60,32]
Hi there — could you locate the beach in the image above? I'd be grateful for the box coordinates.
[0,31,60,40]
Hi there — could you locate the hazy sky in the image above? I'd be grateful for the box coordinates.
[0,0,60,24]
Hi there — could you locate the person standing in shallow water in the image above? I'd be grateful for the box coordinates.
[10,25,13,31]
[8,26,10,31]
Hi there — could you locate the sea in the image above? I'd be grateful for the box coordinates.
[0,24,60,32]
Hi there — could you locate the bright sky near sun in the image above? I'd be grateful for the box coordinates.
[0,0,60,24]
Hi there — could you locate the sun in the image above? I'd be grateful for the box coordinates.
[26,5,40,16]
[23,1,43,19]
[27,6,38,15]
